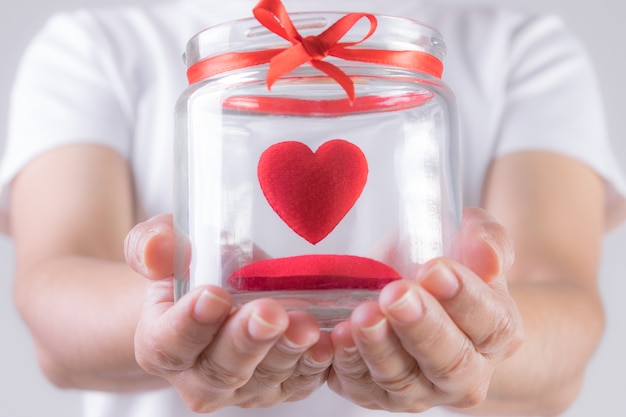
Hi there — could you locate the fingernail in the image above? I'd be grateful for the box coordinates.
[139,228,166,275]
[360,318,388,342]
[124,228,156,274]
[420,261,460,300]
[193,289,230,323]
[304,344,333,367]
[386,288,424,323]
[137,232,157,274]
[282,333,317,352]
[343,344,359,355]
[340,333,358,355]
[248,312,284,341]
[482,235,514,277]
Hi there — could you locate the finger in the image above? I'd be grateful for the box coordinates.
[135,283,232,375]
[125,214,176,279]
[349,302,421,390]
[249,312,332,403]
[330,318,428,412]
[348,302,437,411]
[327,321,371,401]
[379,279,490,401]
[456,207,514,282]
[250,311,321,388]
[193,298,289,392]
[285,331,334,401]
[419,260,524,359]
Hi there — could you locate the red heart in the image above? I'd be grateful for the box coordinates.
[228,254,401,291]
[257,139,368,244]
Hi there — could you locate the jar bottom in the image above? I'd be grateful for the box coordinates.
[230,289,381,330]
[175,279,380,329]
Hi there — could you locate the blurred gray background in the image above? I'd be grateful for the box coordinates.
[1,0,624,416]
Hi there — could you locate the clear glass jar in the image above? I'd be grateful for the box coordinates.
[174,10,461,329]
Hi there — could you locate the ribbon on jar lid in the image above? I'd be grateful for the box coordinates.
[186,0,444,102]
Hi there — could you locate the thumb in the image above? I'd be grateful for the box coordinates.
[455,207,514,283]
[125,214,178,280]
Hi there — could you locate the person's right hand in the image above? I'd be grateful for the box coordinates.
[124,214,333,412]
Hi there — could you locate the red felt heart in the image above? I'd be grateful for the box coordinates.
[257,139,368,244]
[228,254,401,291]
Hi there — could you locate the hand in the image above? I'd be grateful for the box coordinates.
[125,215,333,412]
[327,207,524,412]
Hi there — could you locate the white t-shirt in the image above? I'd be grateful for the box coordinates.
[1,0,624,416]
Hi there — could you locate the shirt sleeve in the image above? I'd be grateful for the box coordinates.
[494,13,626,229]
[0,10,134,233]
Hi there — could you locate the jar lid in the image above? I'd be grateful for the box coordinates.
[185,0,446,102]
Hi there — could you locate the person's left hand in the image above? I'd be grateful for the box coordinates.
[327,207,524,412]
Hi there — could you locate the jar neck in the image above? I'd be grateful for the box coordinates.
[185,0,447,100]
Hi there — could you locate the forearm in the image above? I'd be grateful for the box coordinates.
[468,280,604,416]
[13,255,168,392]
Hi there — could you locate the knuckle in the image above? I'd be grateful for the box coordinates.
[179,390,230,414]
[476,308,524,356]
[253,363,286,386]
[333,355,370,380]
[145,344,189,372]
[197,355,250,390]
[183,396,217,414]
[285,372,326,395]
[434,340,476,384]
[453,384,489,408]
[285,360,329,391]
[134,334,187,374]
[432,361,490,409]
[371,363,419,395]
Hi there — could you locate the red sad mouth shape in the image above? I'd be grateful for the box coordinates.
[229,139,401,291]
[257,139,368,244]
[228,254,401,291]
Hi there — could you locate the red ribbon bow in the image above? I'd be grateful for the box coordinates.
[187,0,443,102]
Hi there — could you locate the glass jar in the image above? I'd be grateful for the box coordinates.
[174,5,461,329]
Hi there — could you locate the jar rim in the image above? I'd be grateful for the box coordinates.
[184,11,447,68]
